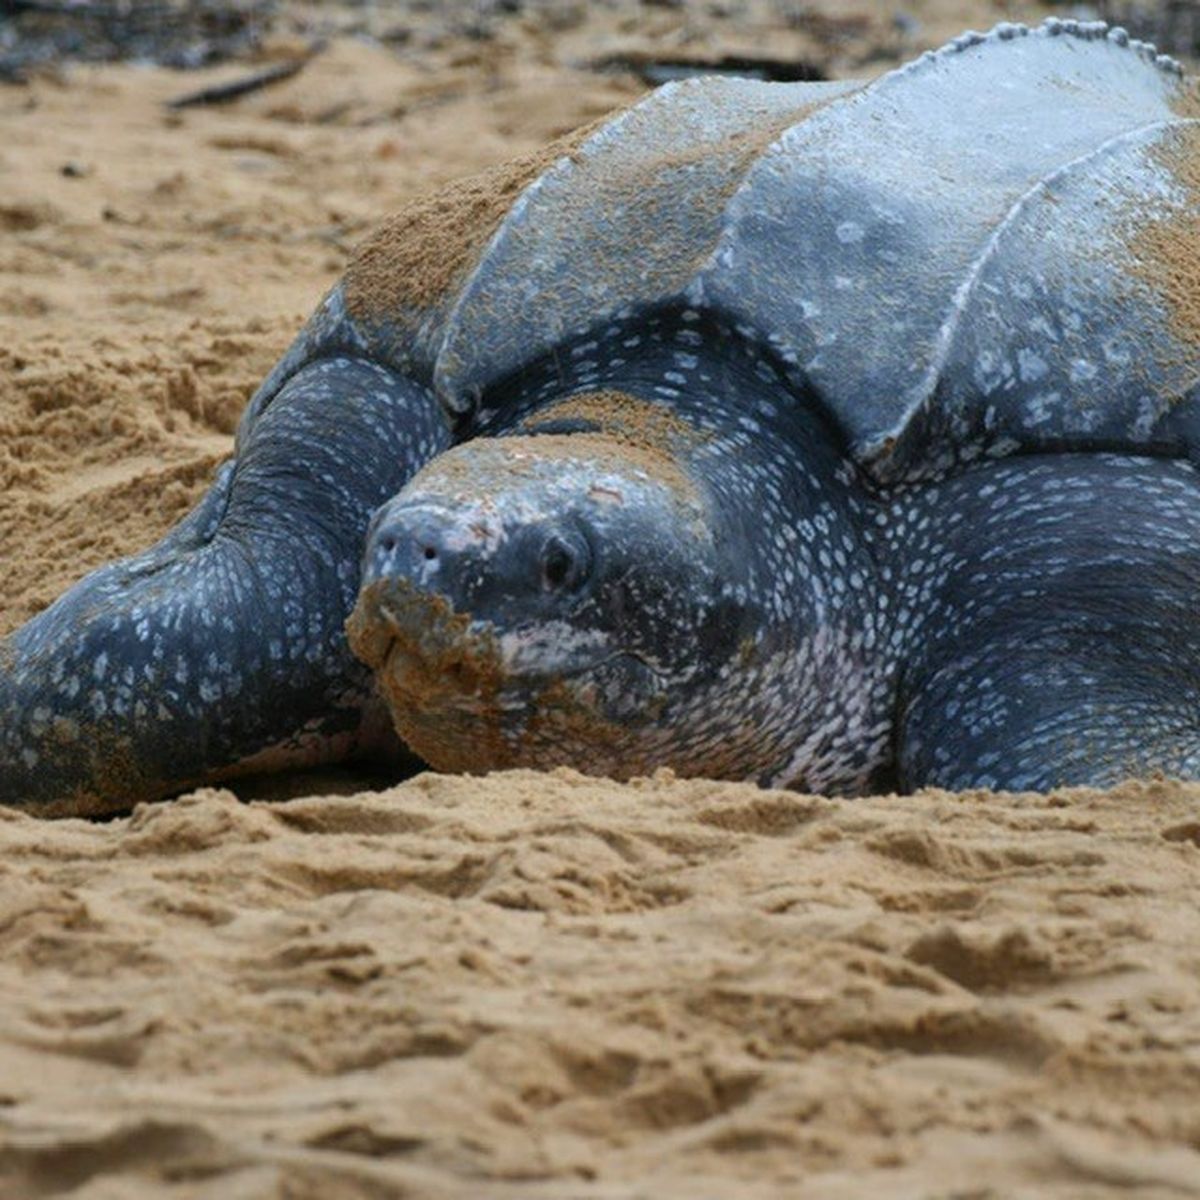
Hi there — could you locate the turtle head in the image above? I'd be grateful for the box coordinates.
[347,397,752,778]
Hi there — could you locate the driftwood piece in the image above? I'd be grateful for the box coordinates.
[165,41,323,109]
[590,51,826,86]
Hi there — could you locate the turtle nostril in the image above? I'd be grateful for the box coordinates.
[380,535,397,555]
[540,530,591,594]
[423,545,438,561]
[544,544,572,588]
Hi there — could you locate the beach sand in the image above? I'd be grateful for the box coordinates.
[2,2,1200,1195]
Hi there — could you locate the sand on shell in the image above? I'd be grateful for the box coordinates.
[2,2,1200,1195]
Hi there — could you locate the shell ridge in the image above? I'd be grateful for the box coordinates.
[432,75,861,413]
[692,16,1191,478]
[700,17,1186,268]
[430,86,683,412]
[889,114,1198,462]
[873,18,1183,82]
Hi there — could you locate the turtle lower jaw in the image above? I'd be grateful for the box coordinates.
[347,579,669,774]
[346,579,504,769]
[374,636,511,773]
[379,646,670,776]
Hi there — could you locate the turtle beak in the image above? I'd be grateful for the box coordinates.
[348,499,510,729]
[346,563,515,776]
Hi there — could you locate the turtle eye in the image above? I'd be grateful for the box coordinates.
[540,530,591,594]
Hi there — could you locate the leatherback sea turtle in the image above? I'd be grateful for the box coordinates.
[2,19,1199,814]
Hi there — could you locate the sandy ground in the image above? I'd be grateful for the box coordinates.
[2,1,1200,1195]
[4,773,1200,1199]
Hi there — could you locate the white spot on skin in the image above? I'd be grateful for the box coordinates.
[1069,358,1098,385]
[1017,348,1048,383]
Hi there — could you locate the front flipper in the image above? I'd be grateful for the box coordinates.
[0,357,450,816]
[897,630,1200,793]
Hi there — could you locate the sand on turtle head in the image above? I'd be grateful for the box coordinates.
[516,390,709,510]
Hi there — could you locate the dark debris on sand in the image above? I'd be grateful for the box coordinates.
[0,0,275,81]
[1075,1,1199,57]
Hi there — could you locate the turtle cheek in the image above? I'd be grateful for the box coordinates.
[573,653,668,725]
[591,552,719,680]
